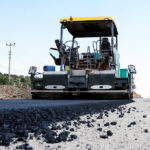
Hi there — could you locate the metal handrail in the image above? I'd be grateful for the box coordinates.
[87,46,91,69]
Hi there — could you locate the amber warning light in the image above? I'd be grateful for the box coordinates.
[70,16,73,21]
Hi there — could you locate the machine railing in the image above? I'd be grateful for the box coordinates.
[86,46,91,69]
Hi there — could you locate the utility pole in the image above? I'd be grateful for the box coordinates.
[6,43,15,82]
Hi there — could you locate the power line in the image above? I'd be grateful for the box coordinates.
[6,42,15,82]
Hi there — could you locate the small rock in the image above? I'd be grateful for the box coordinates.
[65,126,69,130]
[111,109,115,113]
[78,122,81,126]
[92,119,95,122]
[97,128,102,132]
[144,129,148,133]
[44,131,57,143]
[70,128,75,131]
[97,114,103,119]
[111,121,117,125]
[58,145,61,148]
[51,124,57,130]
[68,138,73,142]
[87,122,93,127]
[104,110,108,114]
[80,120,87,124]
[17,137,26,142]
[36,136,40,140]
[127,124,131,128]
[87,116,90,119]
[127,121,136,127]
[57,125,61,130]
[70,134,77,139]
[73,121,78,127]
[143,115,147,118]
[29,134,33,140]
[97,123,100,127]
[66,121,71,126]
[57,131,70,142]
[131,121,136,125]
[119,114,124,118]
[104,122,109,127]
[45,136,56,143]
[107,130,113,136]
[100,135,108,139]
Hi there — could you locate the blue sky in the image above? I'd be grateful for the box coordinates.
[0,0,150,97]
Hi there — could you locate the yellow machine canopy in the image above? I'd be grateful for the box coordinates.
[60,17,118,37]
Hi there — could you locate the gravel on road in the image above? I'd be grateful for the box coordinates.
[0,98,150,150]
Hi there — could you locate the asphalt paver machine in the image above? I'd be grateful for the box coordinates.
[29,17,136,99]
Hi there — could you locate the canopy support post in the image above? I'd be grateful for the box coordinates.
[116,35,118,50]
[111,22,114,52]
[60,24,64,71]
[99,37,101,52]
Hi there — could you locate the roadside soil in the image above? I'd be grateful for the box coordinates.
[0,85,31,99]
[0,85,140,100]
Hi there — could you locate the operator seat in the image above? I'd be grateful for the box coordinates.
[101,38,110,50]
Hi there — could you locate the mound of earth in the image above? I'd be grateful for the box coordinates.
[133,91,141,98]
[0,85,140,100]
[0,85,31,99]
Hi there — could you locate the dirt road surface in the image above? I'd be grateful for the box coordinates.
[0,98,149,150]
